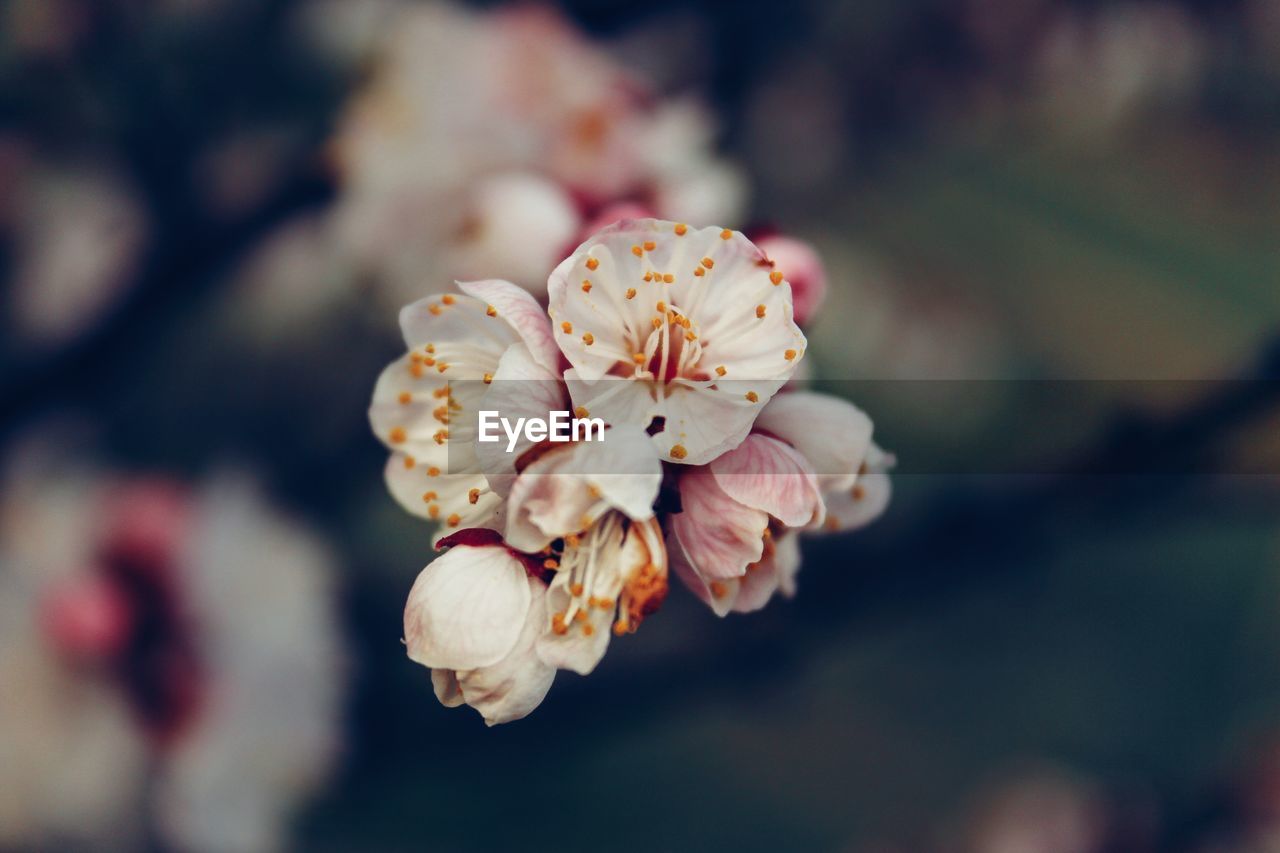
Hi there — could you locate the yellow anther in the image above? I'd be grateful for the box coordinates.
[720,229,732,240]
[389,427,407,444]
[701,257,715,269]
[715,365,726,377]
[770,271,784,285]
[486,304,497,316]
[562,321,573,334]
[398,391,412,405]
[756,305,766,319]
[651,316,663,329]
[632,352,646,364]
[403,455,416,469]
[428,504,440,519]
[552,613,569,635]
[409,363,424,378]
[468,488,480,505]
[693,267,705,277]
[428,303,442,316]
[656,300,667,313]
[745,391,759,403]
[421,491,437,502]
[582,280,592,292]
[433,429,448,445]
[663,273,674,283]
[625,288,637,299]
[574,406,589,418]
[582,623,595,636]
[424,344,435,353]
[582,332,595,346]
[427,466,441,477]
[423,357,436,367]
[483,372,493,384]
[643,240,656,251]
[586,257,600,271]
[613,619,630,636]
[685,331,696,342]
[447,513,461,527]
[643,272,653,282]
[437,362,449,372]
[674,223,688,235]
[565,533,581,548]
[670,444,688,460]
[442,294,456,305]
[631,245,643,256]
[544,558,558,570]
[784,349,797,360]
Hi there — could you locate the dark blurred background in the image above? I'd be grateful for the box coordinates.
[2,0,1280,850]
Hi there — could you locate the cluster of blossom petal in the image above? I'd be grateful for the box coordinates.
[0,446,345,852]
[329,2,746,304]
[371,219,892,725]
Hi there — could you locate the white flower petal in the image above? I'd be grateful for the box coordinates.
[548,218,806,464]
[503,426,661,552]
[822,444,894,532]
[455,578,556,725]
[403,545,531,671]
[458,279,562,373]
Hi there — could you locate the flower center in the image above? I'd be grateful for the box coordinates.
[617,301,706,385]
[550,514,668,638]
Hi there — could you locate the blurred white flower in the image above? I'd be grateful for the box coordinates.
[330,2,745,304]
[0,447,346,852]
[6,161,148,348]
[1031,3,1207,138]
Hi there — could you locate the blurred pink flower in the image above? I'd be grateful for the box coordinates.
[0,449,345,851]
[754,234,829,327]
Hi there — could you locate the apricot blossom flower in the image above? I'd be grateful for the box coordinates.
[550,219,807,465]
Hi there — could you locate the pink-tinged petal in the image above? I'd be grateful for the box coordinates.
[403,545,530,671]
[431,670,466,708]
[503,426,661,552]
[771,531,803,598]
[754,235,827,327]
[668,534,738,618]
[456,578,557,725]
[710,435,824,529]
[731,561,781,615]
[473,344,569,497]
[670,470,768,581]
[578,202,655,243]
[458,279,561,373]
[754,391,874,492]
[823,444,894,532]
